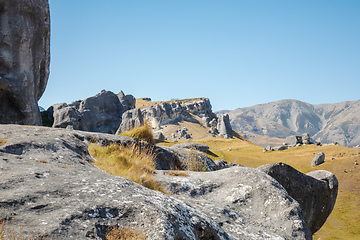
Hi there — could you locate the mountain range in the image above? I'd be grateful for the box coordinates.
[218,99,360,148]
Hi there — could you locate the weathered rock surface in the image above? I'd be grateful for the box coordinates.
[161,146,218,171]
[115,108,144,134]
[118,98,212,133]
[171,142,210,152]
[0,125,230,239]
[284,133,312,147]
[155,166,313,239]
[312,152,325,166]
[0,0,50,125]
[258,162,338,234]
[50,90,135,134]
[217,114,233,138]
[221,99,360,147]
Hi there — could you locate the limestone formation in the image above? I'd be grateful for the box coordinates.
[217,114,233,138]
[155,166,312,239]
[51,90,135,134]
[116,108,144,134]
[171,142,210,152]
[258,162,338,234]
[312,152,325,166]
[118,98,213,133]
[0,0,50,125]
[153,131,166,141]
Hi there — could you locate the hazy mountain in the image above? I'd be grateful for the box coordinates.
[219,99,360,148]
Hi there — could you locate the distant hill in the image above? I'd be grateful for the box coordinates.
[218,99,360,148]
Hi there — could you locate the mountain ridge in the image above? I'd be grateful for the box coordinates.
[218,99,360,147]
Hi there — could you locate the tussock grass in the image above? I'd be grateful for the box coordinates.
[105,226,146,240]
[89,143,166,193]
[0,139,7,146]
[165,171,189,177]
[1,210,46,240]
[184,149,206,171]
[119,124,155,145]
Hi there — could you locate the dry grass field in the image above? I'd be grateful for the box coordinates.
[160,137,360,240]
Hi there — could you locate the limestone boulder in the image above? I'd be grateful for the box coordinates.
[116,108,144,134]
[312,152,325,166]
[258,162,338,234]
[171,142,210,152]
[51,90,135,134]
[155,166,312,239]
[217,114,233,138]
[0,0,50,125]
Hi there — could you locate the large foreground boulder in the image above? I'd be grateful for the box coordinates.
[0,0,50,125]
[50,90,135,134]
[0,125,229,239]
[258,162,338,234]
[155,167,312,239]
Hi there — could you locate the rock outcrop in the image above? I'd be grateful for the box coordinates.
[155,166,313,239]
[50,90,135,134]
[264,133,312,152]
[118,98,212,133]
[0,0,50,125]
[284,133,311,147]
[171,142,210,152]
[118,98,234,139]
[217,114,233,138]
[258,162,338,234]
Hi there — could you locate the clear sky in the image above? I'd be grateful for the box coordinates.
[39,0,360,111]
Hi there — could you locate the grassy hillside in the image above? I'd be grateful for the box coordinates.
[159,138,360,240]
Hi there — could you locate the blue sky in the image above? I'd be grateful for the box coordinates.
[39,0,360,111]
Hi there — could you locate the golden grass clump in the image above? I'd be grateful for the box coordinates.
[1,210,46,240]
[164,171,189,177]
[88,143,166,193]
[105,226,146,240]
[119,124,155,145]
[0,139,7,146]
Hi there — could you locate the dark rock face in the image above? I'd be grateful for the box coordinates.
[155,166,313,239]
[51,90,135,134]
[0,0,50,125]
[312,152,325,166]
[217,114,233,138]
[258,162,338,234]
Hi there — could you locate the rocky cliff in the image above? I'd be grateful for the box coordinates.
[220,99,360,147]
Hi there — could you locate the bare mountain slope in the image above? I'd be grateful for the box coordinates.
[220,99,360,147]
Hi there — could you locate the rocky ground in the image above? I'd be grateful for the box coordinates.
[0,125,338,239]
